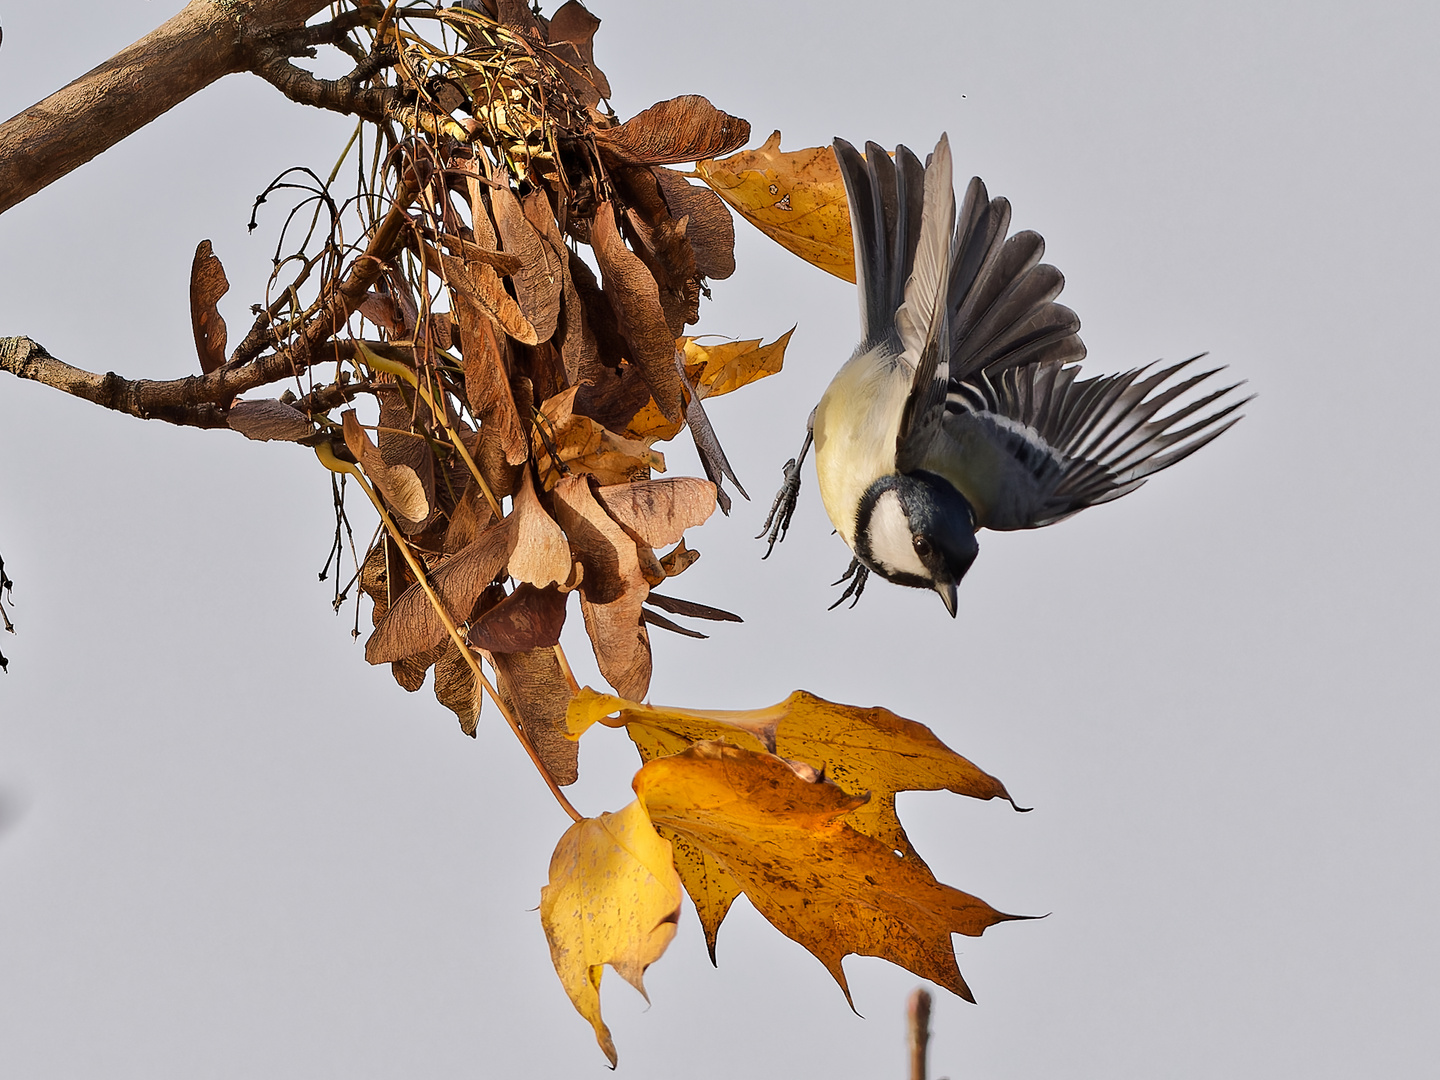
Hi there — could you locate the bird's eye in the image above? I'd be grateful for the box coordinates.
[913,535,931,558]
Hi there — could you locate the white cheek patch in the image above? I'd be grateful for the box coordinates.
[867,491,928,579]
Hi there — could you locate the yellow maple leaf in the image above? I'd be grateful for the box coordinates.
[539,800,683,1067]
[679,329,793,401]
[634,742,1027,1004]
[566,687,1020,952]
[694,131,855,281]
[533,386,666,489]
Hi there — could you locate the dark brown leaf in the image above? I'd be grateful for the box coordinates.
[595,96,749,166]
[644,591,742,623]
[189,240,229,374]
[544,1,611,103]
[458,292,529,466]
[659,539,700,578]
[468,583,568,652]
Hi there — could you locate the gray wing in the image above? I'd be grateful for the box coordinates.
[932,355,1252,530]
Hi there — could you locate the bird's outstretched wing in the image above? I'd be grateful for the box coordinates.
[930,356,1252,530]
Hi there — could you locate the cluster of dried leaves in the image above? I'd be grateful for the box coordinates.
[180,1,1026,1065]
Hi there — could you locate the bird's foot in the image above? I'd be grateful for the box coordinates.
[828,559,870,609]
[756,456,802,558]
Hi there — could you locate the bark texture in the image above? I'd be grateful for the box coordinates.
[0,0,332,214]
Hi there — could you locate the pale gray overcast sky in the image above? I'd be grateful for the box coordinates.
[2,2,1437,1077]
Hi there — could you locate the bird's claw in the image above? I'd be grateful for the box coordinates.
[756,456,802,558]
[828,559,870,609]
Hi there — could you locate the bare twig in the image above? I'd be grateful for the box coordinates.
[908,989,933,1080]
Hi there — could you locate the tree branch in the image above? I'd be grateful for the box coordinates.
[0,175,418,427]
[0,0,335,215]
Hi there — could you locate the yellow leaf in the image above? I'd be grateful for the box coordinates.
[539,801,682,1067]
[533,386,666,489]
[566,686,1017,859]
[694,131,856,282]
[635,742,1026,1003]
[678,328,793,401]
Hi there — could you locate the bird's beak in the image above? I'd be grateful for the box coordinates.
[935,579,958,618]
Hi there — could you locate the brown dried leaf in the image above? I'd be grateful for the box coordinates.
[489,646,579,785]
[595,96,750,166]
[552,475,652,699]
[525,191,595,386]
[458,293,529,466]
[590,202,683,421]
[659,539,700,577]
[356,290,411,336]
[543,1,611,103]
[445,252,538,346]
[375,384,438,528]
[226,399,312,442]
[189,240,229,374]
[434,640,484,736]
[509,470,573,588]
[534,387,666,490]
[364,518,512,665]
[342,411,431,530]
[468,583,568,653]
[593,478,717,549]
[653,167,736,281]
[493,171,562,343]
[695,131,856,282]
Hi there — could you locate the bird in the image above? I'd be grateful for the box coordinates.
[757,134,1250,616]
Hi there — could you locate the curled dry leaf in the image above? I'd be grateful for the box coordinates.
[659,539,700,577]
[595,95,750,166]
[593,478,717,549]
[226,399,312,442]
[533,387,665,490]
[488,646,579,785]
[539,800,681,1066]
[590,202,684,422]
[695,131,856,282]
[635,742,1027,1003]
[342,411,431,530]
[551,475,652,700]
[508,471,572,588]
[189,240,229,375]
[680,329,793,400]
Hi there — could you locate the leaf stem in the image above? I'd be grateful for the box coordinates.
[315,441,582,823]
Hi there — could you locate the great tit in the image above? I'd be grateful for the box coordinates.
[759,134,1249,615]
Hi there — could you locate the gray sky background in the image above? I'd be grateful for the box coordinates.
[2,2,1437,1076]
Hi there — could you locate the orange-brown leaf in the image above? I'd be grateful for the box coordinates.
[533,386,666,490]
[679,329,793,401]
[635,742,1026,1003]
[659,539,700,578]
[653,167,736,280]
[508,471,573,588]
[434,640,484,736]
[695,131,856,282]
[458,296,529,466]
[189,240,229,374]
[446,251,538,346]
